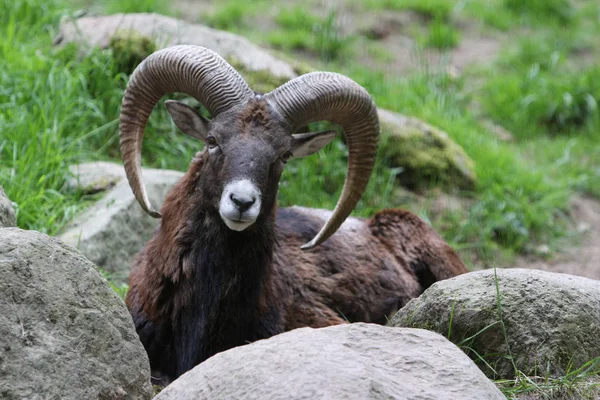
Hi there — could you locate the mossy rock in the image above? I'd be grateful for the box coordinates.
[108,29,156,74]
[57,13,298,84]
[378,109,476,191]
[227,51,313,94]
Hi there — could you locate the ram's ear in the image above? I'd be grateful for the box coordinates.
[165,100,210,141]
[290,130,337,158]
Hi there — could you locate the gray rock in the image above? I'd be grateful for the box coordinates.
[391,268,600,379]
[156,323,504,400]
[378,108,477,190]
[60,162,184,282]
[56,13,298,90]
[0,186,16,228]
[66,160,128,194]
[0,228,153,399]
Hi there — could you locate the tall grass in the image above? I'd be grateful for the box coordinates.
[0,0,191,233]
[1,0,89,233]
[268,7,351,61]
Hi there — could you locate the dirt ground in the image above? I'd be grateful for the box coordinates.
[172,0,503,75]
[514,195,600,280]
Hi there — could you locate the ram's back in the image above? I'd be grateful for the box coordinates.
[273,206,469,330]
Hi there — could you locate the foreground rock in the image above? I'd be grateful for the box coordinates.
[0,228,153,399]
[60,162,183,282]
[156,323,504,400]
[56,13,299,92]
[378,109,477,190]
[391,268,600,379]
[0,186,16,227]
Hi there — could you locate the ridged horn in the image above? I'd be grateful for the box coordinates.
[264,72,379,250]
[120,45,253,217]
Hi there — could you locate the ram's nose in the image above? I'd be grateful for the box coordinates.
[230,193,256,213]
[219,179,262,231]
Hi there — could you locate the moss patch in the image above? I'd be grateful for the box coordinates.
[108,29,156,74]
[378,110,476,191]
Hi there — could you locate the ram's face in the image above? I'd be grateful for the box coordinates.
[165,99,336,231]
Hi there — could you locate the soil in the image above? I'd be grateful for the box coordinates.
[514,195,600,280]
[171,0,503,75]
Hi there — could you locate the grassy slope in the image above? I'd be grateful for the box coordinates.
[181,0,600,263]
[1,0,600,261]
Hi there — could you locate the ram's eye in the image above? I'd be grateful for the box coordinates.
[281,151,293,163]
[206,136,218,148]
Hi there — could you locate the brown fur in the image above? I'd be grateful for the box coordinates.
[125,99,469,384]
[272,207,468,329]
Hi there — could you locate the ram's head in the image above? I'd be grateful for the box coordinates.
[120,45,379,249]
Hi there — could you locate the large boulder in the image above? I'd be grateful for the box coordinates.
[0,186,16,228]
[156,323,504,400]
[0,228,153,399]
[378,109,477,190]
[60,162,184,283]
[56,13,301,93]
[391,268,600,379]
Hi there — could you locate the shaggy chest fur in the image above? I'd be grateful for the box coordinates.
[183,228,284,370]
[128,206,467,385]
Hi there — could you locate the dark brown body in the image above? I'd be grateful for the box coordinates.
[126,157,468,384]
[274,206,467,328]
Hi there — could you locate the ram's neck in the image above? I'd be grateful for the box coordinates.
[131,156,283,377]
[169,209,282,374]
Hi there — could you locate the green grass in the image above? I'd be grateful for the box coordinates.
[0,0,195,234]
[481,63,600,136]
[423,18,461,49]
[104,0,169,14]
[1,0,91,234]
[497,363,600,399]
[1,0,600,265]
[267,7,351,61]
[476,33,600,199]
[100,269,129,299]
[204,0,268,31]
[73,0,171,15]
[353,0,579,31]
[362,0,455,21]
[504,0,574,26]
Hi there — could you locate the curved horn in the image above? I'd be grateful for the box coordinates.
[120,45,253,217]
[264,72,379,250]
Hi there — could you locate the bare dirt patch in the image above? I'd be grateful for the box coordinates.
[514,195,600,280]
[171,0,503,76]
[370,32,501,75]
